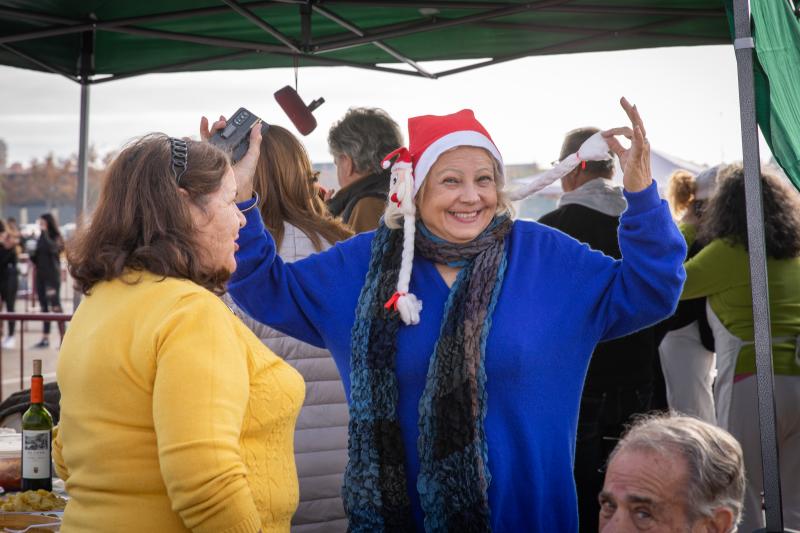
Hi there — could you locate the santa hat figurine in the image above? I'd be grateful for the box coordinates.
[381,109,612,326]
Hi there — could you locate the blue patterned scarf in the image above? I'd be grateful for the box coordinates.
[344,216,512,532]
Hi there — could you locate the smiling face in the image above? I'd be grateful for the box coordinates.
[417,146,499,243]
[188,166,245,274]
[599,448,693,533]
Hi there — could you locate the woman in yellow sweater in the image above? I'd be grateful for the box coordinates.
[53,130,304,533]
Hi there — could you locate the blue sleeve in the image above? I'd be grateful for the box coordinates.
[575,182,687,341]
[228,200,372,349]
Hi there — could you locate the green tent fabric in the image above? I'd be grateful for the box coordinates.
[749,0,800,190]
[0,1,730,80]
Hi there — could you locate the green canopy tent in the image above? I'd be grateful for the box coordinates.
[1,1,798,530]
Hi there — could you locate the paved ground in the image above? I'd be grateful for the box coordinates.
[0,289,75,401]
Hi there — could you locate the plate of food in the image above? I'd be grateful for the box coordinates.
[0,490,65,532]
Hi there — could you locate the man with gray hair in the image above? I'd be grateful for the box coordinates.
[326,107,403,233]
[599,414,745,532]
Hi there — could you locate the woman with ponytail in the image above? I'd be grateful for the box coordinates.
[660,166,722,424]
[226,99,686,532]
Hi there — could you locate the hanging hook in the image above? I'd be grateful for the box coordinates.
[293,55,299,92]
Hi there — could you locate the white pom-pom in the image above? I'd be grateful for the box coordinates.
[396,293,422,326]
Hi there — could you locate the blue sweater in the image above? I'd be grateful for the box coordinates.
[229,182,686,532]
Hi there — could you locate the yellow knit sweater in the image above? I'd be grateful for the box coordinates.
[53,272,305,533]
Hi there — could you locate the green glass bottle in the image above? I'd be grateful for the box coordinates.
[21,359,53,491]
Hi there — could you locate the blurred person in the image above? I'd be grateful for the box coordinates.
[659,166,722,423]
[681,164,800,531]
[599,413,744,533]
[0,220,19,348]
[228,101,686,531]
[208,121,353,532]
[53,131,305,532]
[326,107,403,232]
[6,217,22,253]
[539,127,664,533]
[31,212,64,348]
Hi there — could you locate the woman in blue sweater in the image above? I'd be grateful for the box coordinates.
[226,99,685,532]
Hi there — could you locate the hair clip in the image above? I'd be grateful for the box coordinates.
[169,137,189,185]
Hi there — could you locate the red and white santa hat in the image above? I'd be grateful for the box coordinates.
[381,109,504,326]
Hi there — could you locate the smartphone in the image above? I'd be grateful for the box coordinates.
[209,107,262,164]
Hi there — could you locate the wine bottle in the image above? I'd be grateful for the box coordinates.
[21,359,53,491]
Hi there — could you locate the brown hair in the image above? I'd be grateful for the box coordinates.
[666,170,697,219]
[68,133,231,295]
[699,164,800,259]
[255,125,352,250]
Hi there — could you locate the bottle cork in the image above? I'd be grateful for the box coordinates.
[33,359,42,376]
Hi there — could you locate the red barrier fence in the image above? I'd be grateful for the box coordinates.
[0,312,72,394]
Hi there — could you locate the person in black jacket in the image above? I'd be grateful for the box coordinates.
[0,220,18,349]
[539,127,662,533]
[326,107,403,233]
[32,212,64,349]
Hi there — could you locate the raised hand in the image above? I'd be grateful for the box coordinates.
[602,97,652,193]
[199,115,262,202]
[199,115,226,141]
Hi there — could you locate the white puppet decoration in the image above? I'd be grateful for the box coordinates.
[382,147,423,325]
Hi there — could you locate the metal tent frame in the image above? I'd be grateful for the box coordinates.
[0,1,792,530]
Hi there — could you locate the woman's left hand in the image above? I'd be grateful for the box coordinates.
[602,97,652,193]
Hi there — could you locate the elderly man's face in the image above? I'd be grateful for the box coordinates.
[599,448,693,532]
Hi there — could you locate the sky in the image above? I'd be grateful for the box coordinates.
[0,44,769,168]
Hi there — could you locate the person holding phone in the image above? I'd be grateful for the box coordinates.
[225,99,686,531]
[54,129,304,533]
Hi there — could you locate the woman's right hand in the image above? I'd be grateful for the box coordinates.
[199,116,262,202]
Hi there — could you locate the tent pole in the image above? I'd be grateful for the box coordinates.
[75,81,89,228]
[73,30,94,310]
[731,1,784,531]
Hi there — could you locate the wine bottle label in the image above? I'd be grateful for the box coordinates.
[22,429,51,479]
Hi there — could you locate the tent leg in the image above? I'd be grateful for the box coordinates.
[73,80,89,311]
[75,81,89,229]
[73,30,94,310]
[75,81,89,225]
[731,1,784,531]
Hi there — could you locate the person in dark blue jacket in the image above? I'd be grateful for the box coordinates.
[225,99,686,532]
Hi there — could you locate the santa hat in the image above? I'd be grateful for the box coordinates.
[381,109,503,326]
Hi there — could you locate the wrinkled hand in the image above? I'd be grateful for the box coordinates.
[199,115,262,202]
[602,97,652,193]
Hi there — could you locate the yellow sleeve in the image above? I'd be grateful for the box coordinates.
[682,239,741,300]
[52,426,68,482]
[152,292,261,533]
